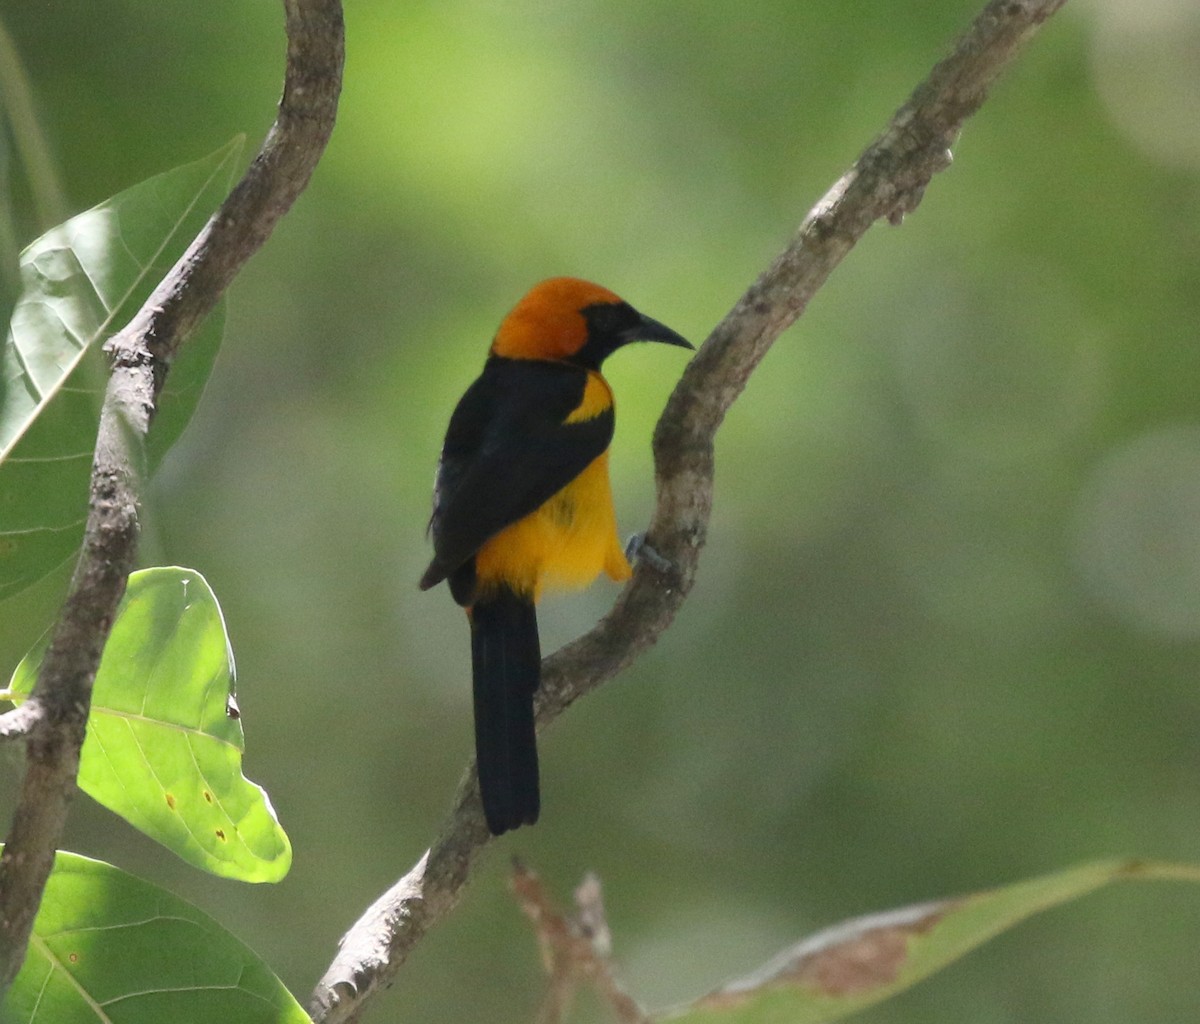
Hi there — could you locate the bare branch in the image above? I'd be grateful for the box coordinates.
[511,864,649,1024]
[0,0,343,992]
[0,702,42,742]
[309,0,1068,1020]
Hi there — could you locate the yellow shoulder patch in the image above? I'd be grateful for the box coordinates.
[565,371,615,424]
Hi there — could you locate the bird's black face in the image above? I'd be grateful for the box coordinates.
[574,301,693,369]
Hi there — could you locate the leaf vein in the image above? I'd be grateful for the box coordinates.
[95,705,240,751]
[28,931,115,1024]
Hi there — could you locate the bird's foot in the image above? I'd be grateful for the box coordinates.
[624,533,674,574]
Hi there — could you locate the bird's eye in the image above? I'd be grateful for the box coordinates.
[582,301,637,339]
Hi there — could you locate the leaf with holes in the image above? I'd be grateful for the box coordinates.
[8,566,291,883]
[3,851,309,1024]
[0,138,240,603]
[659,860,1200,1023]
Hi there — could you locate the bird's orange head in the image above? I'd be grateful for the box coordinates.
[490,277,692,368]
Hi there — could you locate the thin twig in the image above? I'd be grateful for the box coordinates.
[0,702,41,742]
[512,864,649,1024]
[0,0,343,993]
[308,1,1069,1021]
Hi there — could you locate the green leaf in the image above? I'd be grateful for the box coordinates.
[2,850,309,1024]
[661,860,1200,1024]
[9,566,292,883]
[0,139,241,602]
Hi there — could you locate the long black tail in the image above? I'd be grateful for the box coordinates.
[469,587,541,835]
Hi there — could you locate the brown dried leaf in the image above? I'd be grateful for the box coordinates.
[661,859,1200,1024]
[696,900,952,1010]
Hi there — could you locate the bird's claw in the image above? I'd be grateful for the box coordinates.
[624,533,674,574]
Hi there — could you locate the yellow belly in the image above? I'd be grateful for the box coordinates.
[474,450,632,602]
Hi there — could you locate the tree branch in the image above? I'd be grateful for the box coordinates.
[309,0,1069,1020]
[511,864,650,1024]
[0,0,344,992]
[0,702,42,743]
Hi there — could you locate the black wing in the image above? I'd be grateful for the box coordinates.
[419,358,613,594]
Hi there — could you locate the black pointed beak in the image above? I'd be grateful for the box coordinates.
[626,313,693,351]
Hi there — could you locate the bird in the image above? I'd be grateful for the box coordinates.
[420,277,692,835]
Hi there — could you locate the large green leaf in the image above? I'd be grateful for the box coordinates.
[8,567,291,883]
[2,850,309,1024]
[661,860,1200,1024]
[0,139,240,602]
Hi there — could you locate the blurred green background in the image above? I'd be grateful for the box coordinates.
[4,0,1200,1021]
